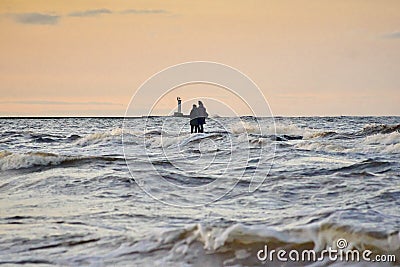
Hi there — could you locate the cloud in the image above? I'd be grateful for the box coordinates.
[11,12,60,25]
[1,100,121,106]
[5,8,168,25]
[382,31,400,39]
[68,9,112,17]
[120,9,167,15]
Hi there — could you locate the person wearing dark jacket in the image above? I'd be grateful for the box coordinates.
[197,101,208,133]
[189,104,199,133]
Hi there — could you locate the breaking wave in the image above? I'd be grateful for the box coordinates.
[74,128,140,146]
[231,122,311,136]
[363,132,400,145]
[14,122,398,150]
[359,124,400,136]
[0,151,122,171]
[232,122,400,141]
[145,132,225,148]
[74,128,125,146]
[334,159,392,174]
[295,131,400,154]
[98,223,400,266]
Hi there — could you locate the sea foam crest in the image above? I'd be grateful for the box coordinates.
[75,128,139,146]
[145,133,223,148]
[146,135,188,148]
[361,123,400,135]
[231,122,314,136]
[0,151,121,171]
[103,223,400,267]
[361,132,400,154]
[295,132,400,154]
[363,132,400,145]
[0,151,70,171]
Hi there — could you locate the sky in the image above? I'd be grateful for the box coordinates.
[0,0,399,116]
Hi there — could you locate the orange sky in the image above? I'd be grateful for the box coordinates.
[0,0,399,116]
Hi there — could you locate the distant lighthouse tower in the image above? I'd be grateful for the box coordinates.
[173,97,184,117]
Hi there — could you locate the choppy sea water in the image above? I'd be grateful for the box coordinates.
[0,117,399,266]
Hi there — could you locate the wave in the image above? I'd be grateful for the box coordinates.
[295,131,400,154]
[75,128,124,146]
[307,124,400,140]
[231,122,315,145]
[8,123,397,151]
[334,159,392,174]
[229,122,356,143]
[178,133,223,146]
[19,122,398,150]
[75,128,227,149]
[29,133,65,143]
[0,151,122,171]
[296,141,400,154]
[294,141,347,153]
[75,128,141,146]
[77,125,296,149]
[30,136,57,143]
[1,131,65,143]
[306,131,338,139]
[363,132,400,145]
[359,123,400,136]
[110,223,399,266]
[145,132,224,148]
[359,132,400,154]
[231,122,312,136]
[233,123,400,142]
[145,134,188,148]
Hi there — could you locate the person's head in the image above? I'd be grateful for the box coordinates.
[192,104,197,108]
[198,101,203,106]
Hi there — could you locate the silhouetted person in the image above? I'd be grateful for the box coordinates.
[197,101,208,133]
[190,104,199,133]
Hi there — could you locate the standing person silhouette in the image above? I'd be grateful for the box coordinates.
[197,101,208,133]
[189,104,199,133]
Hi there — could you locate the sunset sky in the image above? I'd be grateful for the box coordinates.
[0,0,399,116]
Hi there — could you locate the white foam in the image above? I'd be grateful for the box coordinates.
[0,151,70,171]
[145,133,224,149]
[75,128,140,146]
[295,132,400,154]
[146,135,188,148]
[381,143,400,153]
[231,121,314,136]
[75,129,120,146]
[354,132,400,154]
[363,132,400,145]
[231,121,262,134]
[294,141,346,152]
[130,223,400,267]
[56,222,399,266]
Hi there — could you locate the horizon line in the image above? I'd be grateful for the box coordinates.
[0,115,399,119]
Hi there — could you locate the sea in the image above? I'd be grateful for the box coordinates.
[0,116,399,266]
